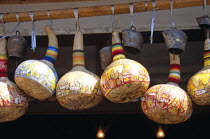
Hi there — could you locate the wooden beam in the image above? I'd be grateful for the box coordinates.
[1,0,210,23]
[0,0,97,5]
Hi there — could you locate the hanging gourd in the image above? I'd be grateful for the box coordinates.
[100,31,150,103]
[100,5,149,103]
[141,53,192,124]
[187,0,210,105]
[15,26,58,99]
[141,0,192,124]
[56,9,103,110]
[187,29,210,105]
[0,25,28,122]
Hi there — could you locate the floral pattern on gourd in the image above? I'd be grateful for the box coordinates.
[15,60,57,93]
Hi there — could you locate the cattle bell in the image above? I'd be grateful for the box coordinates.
[196,16,210,29]
[162,27,187,54]
[122,26,143,54]
[7,31,27,58]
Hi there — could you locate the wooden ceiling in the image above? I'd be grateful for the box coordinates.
[0,0,209,23]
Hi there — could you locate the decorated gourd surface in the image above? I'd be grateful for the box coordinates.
[187,35,210,105]
[100,31,150,103]
[15,26,58,99]
[141,54,192,124]
[56,28,103,110]
[0,33,28,122]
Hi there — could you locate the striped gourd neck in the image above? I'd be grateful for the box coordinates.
[204,50,210,67]
[112,43,126,61]
[0,54,7,77]
[168,64,181,84]
[73,49,85,67]
[43,46,58,64]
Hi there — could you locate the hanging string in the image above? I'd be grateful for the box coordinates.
[47,10,54,30]
[111,5,115,32]
[0,13,21,39]
[73,8,80,31]
[29,12,36,51]
[129,3,134,28]
[150,1,156,44]
[170,0,175,28]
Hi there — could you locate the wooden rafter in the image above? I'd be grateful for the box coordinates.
[1,0,210,23]
[0,0,97,5]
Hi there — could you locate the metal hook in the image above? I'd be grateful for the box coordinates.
[150,0,156,44]
[73,8,80,31]
[129,3,134,28]
[144,1,148,12]
[111,5,115,32]
[47,10,54,30]
[29,12,36,51]
[203,0,207,16]
[170,0,175,28]
[16,12,20,22]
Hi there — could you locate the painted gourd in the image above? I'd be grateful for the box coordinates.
[187,33,210,105]
[15,26,58,99]
[0,34,28,122]
[100,31,150,103]
[56,28,103,110]
[141,53,192,124]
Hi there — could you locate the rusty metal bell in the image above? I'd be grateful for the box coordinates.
[7,31,27,58]
[196,16,210,29]
[162,27,187,54]
[122,26,143,54]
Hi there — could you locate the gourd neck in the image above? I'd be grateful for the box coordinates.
[43,26,58,64]
[72,31,85,67]
[168,53,180,85]
[112,31,126,61]
[0,38,7,77]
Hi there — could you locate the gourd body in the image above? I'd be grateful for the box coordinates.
[187,38,210,105]
[100,58,149,103]
[141,83,192,124]
[15,60,57,99]
[0,77,28,122]
[56,66,102,110]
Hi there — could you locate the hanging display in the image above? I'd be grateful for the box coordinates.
[15,26,58,100]
[56,9,103,110]
[100,31,150,103]
[0,26,28,122]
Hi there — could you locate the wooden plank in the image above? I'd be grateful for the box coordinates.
[1,0,210,23]
[0,0,97,5]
